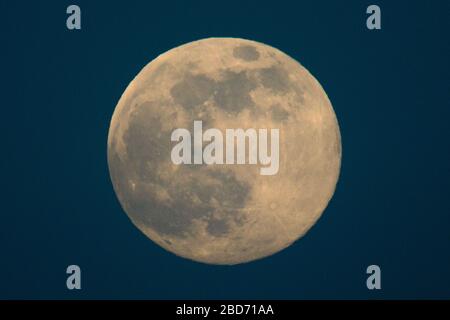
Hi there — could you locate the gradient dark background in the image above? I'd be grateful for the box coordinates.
[1,0,449,299]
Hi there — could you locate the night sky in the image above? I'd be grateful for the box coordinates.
[1,0,449,299]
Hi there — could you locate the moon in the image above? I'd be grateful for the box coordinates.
[107,38,341,265]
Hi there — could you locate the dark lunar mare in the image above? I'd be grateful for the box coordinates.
[109,102,252,238]
[232,45,260,61]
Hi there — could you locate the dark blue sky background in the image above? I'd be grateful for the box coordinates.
[1,0,449,299]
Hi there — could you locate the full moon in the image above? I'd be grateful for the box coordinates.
[107,38,341,265]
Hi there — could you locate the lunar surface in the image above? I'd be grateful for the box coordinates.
[107,38,341,265]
